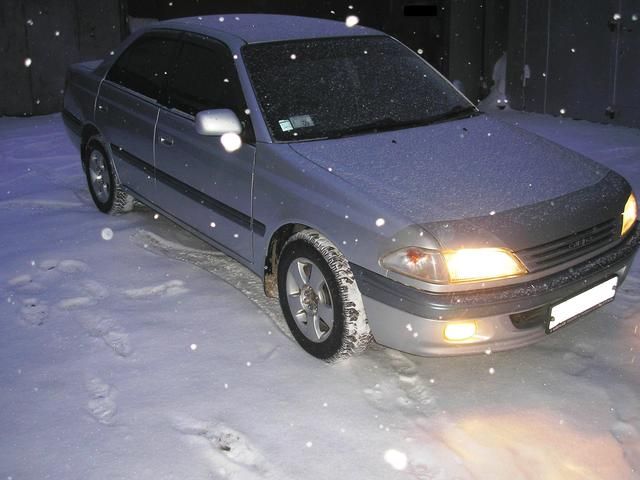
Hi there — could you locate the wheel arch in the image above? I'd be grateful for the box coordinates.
[80,123,101,169]
[263,222,313,297]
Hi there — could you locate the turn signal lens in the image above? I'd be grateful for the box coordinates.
[380,247,449,283]
[444,322,477,341]
[443,248,526,283]
[621,193,637,237]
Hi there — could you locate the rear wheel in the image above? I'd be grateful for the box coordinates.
[277,229,372,362]
[84,136,133,214]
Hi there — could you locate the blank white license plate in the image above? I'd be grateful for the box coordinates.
[547,277,618,333]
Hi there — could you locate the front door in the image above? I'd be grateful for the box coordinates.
[154,34,256,262]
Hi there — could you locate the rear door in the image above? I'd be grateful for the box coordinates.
[96,32,179,201]
[153,34,256,262]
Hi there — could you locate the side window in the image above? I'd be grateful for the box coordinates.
[106,35,177,101]
[168,40,246,119]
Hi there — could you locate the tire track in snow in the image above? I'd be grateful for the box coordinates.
[130,229,291,340]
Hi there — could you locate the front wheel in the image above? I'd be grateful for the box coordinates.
[277,229,372,362]
[84,136,134,214]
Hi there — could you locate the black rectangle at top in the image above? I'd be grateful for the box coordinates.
[404,5,438,16]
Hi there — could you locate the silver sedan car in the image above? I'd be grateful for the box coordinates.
[62,14,639,361]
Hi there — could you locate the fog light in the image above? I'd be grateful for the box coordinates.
[444,322,477,341]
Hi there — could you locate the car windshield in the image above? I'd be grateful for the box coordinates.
[242,35,477,142]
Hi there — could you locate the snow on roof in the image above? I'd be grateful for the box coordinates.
[158,14,381,44]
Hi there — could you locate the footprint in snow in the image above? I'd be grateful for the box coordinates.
[124,279,188,299]
[78,313,133,358]
[560,343,596,376]
[172,416,276,479]
[358,348,436,414]
[86,377,117,425]
[39,259,88,273]
[7,274,44,293]
[20,297,48,326]
[57,279,109,310]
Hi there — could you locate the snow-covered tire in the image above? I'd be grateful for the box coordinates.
[277,229,372,362]
[83,135,134,215]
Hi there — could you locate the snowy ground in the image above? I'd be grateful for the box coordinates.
[1,111,639,479]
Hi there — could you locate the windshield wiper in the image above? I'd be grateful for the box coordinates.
[327,117,430,139]
[326,106,479,139]
[422,105,479,125]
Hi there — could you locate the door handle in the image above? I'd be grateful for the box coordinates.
[159,135,174,147]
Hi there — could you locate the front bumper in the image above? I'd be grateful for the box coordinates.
[353,224,640,356]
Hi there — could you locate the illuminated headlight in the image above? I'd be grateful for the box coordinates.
[443,248,526,283]
[621,193,637,237]
[380,247,526,284]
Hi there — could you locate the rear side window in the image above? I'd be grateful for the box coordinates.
[107,35,178,101]
[168,39,244,117]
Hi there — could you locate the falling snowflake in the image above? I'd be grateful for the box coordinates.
[345,15,359,27]
[375,218,385,227]
[560,108,566,115]
[384,449,408,470]
[305,441,313,448]
[219,16,225,22]
[190,343,197,351]
[417,48,424,55]
[210,222,216,228]
[24,58,32,67]
[220,132,242,152]
[101,228,113,240]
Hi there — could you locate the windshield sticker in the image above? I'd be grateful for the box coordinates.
[290,115,315,128]
[279,119,294,132]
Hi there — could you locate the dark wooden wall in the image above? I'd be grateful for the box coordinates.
[506,0,640,128]
[0,0,126,116]
[1,0,511,117]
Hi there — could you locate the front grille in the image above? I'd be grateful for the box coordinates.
[516,218,619,272]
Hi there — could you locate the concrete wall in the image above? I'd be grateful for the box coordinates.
[506,0,640,128]
[0,0,126,116]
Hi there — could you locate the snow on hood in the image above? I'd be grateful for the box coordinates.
[290,115,609,225]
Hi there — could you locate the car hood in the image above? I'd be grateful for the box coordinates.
[290,115,610,226]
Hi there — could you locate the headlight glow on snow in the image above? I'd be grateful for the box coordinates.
[621,193,637,237]
[443,248,526,283]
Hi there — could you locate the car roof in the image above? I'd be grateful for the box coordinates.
[157,14,382,44]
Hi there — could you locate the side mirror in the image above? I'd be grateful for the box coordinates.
[195,109,242,136]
